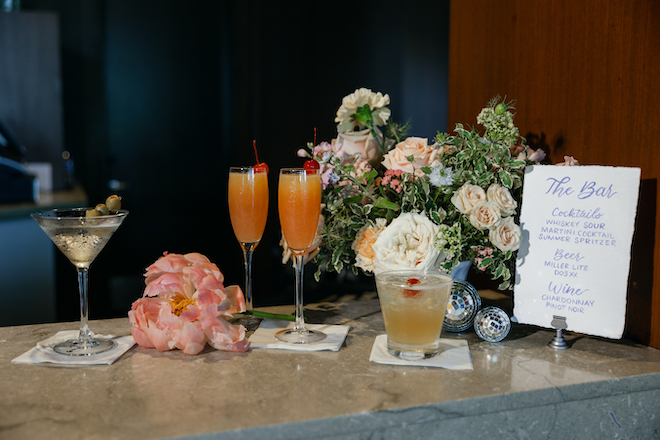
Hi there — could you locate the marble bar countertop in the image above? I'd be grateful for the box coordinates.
[2,294,660,440]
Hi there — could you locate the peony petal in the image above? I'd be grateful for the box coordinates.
[144,273,185,298]
[204,318,249,352]
[144,252,190,276]
[131,326,154,348]
[221,285,246,314]
[173,321,207,355]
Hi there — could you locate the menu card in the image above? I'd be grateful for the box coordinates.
[514,165,641,339]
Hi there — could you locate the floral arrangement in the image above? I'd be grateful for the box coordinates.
[129,252,249,354]
[296,88,553,290]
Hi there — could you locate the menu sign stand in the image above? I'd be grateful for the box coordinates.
[514,165,641,344]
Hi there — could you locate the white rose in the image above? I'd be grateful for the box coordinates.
[335,88,391,133]
[489,217,522,252]
[451,184,486,214]
[486,184,517,216]
[372,212,442,274]
[381,137,439,177]
[469,201,501,230]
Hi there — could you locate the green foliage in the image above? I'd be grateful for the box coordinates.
[304,96,543,290]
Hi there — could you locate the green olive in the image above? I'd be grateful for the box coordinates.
[85,209,101,217]
[105,194,122,211]
[95,204,110,215]
[495,103,507,115]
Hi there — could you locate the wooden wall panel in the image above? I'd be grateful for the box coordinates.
[448,0,660,348]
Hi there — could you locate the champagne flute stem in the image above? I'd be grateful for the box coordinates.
[293,253,306,332]
[241,242,257,310]
[76,267,93,343]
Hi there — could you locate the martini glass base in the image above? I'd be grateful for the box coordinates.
[53,337,117,356]
[275,329,327,344]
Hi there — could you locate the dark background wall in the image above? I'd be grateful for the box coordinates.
[16,0,450,320]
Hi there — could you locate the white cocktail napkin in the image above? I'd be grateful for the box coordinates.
[369,334,473,370]
[12,330,135,366]
[248,318,350,351]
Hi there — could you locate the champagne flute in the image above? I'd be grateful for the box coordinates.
[277,168,326,343]
[31,208,128,356]
[228,166,269,329]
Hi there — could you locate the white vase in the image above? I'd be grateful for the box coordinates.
[450,260,472,281]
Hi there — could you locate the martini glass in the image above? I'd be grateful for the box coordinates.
[228,166,269,330]
[277,168,326,343]
[31,208,128,356]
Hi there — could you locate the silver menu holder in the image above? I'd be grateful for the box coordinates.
[549,315,569,350]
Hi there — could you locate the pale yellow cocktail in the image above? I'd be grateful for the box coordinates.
[376,271,454,359]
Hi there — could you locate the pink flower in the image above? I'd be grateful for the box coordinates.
[555,155,580,166]
[128,252,249,354]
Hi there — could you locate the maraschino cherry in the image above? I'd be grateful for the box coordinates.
[303,128,320,173]
[252,140,268,173]
[402,278,421,298]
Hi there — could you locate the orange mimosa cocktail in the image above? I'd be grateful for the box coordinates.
[228,166,269,329]
[278,170,321,251]
[228,167,269,244]
[276,167,325,344]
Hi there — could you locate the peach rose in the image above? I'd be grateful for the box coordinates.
[487,184,517,216]
[469,201,501,230]
[352,218,388,272]
[489,217,522,252]
[451,183,487,214]
[381,137,439,177]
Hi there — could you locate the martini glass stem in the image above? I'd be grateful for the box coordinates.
[241,242,257,311]
[77,267,94,344]
[292,253,306,332]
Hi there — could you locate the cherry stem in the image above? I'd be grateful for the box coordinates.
[252,139,259,164]
[313,127,317,146]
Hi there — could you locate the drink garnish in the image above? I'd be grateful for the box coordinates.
[252,139,268,173]
[86,194,122,217]
[303,159,320,174]
[403,277,421,298]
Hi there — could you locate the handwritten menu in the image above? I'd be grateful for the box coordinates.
[514,165,640,339]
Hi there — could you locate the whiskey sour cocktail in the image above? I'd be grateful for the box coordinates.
[376,271,454,360]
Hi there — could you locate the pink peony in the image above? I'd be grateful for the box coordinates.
[128,252,249,354]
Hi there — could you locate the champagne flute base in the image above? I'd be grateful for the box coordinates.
[237,314,262,331]
[275,328,327,344]
[53,337,117,356]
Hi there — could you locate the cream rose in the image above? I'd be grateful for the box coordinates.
[381,137,439,177]
[487,184,517,216]
[334,128,383,167]
[451,183,487,214]
[372,212,442,274]
[489,217,522,252]
[469,201,501,230]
